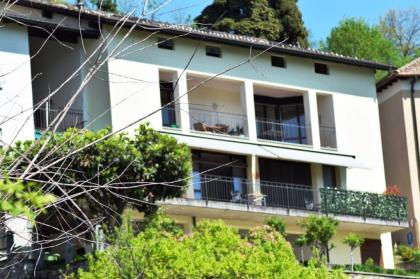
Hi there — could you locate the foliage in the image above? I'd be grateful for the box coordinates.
[195,0,308,47]
[0,179,55,221]
[325,18,400,80]
[396,245,420,265]
[320,187,407,222]
[300,215,339,262]
[90,0,118,12]
[265,216,286,236]
[294,234,307,262]
[1,124,191,226]
[70,213,346,278]
[379,8,420,59]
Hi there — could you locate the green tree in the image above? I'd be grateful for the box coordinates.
[70,213,346,278]
[265,216,286,236]
[1,124,191,228]
[300,215,339,263]
[325,18,400,79]
[343,233,365,271]
[195,0,308,47]
[90,0,118,12]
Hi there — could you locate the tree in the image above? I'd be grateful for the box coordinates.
[195,0,309,47]
[1,124,191,231]
[265,216,286,236]
[70,213,346,278]
[294,234,307,262]
[300,215,339,263]
[343,233,364,271]
[379,8,420,59]
[325,18,399,79]
[90,0,118,13]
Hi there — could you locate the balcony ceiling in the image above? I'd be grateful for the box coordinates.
[187,75,242,93]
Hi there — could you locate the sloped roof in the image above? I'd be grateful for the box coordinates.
[8,0,393,70]
[377,57,420,91]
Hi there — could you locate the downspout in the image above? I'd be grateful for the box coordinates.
[410,76,420,246]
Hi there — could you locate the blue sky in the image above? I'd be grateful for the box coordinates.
[157,0,419,43]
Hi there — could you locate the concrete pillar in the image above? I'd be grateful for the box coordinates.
[304,90,320,149]
[174,70,190,133]
[5,215,32,249]
[240,80,257,141]
[247,155,260,193]
[381,232,395,269]
[310,164,323,205]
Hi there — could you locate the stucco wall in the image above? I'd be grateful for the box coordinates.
[0,24,35,145]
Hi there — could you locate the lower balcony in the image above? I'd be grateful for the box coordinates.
[187,174,407,223]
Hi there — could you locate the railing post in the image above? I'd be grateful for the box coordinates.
[45,101,49,128]
[323,188,328,216]
[205,181,208,206]
[286,187,290,214]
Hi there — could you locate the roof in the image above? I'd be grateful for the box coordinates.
[377,57,420,91]
[8,0,394,70]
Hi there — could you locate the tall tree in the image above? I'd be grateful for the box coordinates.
[195,0,309,47]
[325,18,400,79]
[379,8,420,59]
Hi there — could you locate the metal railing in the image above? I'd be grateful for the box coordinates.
[189,108,247,137]
[34,105,84,132]
[260,180,316,210]
[162,107,178,128]
[190,174,408,222]
[256,119,310,144]
[320,125,337,149]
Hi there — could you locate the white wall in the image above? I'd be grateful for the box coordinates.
[0,24,35,145]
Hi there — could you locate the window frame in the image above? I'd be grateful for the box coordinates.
[205,45,222,58]
[314,63,329,75]
[157,37,175,50]
[271,56,286,68]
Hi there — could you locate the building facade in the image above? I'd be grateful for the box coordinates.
[0,0,410,269]
[377,58,420,249]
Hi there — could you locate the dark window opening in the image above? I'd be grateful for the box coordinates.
[322,165,337,187]
[42,10,53,19]
[271,56,286,68]
[160,81,177,127]
[157,37,174,50]
[205,46,222,58]
[314,63,329,75]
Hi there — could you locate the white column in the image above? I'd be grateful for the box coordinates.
[310,164,323,205]
[381,232,395,269]
[240,80,257,141]
[5,215,32,249]
[174,70,190,133]
[247,155,260,193]
[304,90,320,149]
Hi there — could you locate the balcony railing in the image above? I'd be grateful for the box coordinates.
[320,187,407,222]
[320,125,337,149]
[34,106,84,132]
[256,119,310,144]
[189,174,408,222]
[189,108,247,137]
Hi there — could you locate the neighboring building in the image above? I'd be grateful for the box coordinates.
[0,0,409,270]
[377,58,420,248]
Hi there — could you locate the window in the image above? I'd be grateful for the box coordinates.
[322,165,337,187]
[157,37,174,50]
[42,10,53,19]
[271,56,286,68]
[314,63,329,75]
[205,45,222,58]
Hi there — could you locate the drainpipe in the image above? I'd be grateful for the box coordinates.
[410,76,420,246]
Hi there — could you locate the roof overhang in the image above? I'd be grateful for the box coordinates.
[165,132,365,169]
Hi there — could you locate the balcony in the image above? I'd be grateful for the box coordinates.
[190,174,408,222]
[189,108,247,137]
[256,119,309,144]
[34,106,84,132]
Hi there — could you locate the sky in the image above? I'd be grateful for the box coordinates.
[157,0,420,43]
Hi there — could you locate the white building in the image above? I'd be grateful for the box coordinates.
[0,0,409,269]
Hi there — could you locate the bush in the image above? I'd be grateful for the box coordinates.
[69,213,346,279]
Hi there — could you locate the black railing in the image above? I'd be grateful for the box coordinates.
[320,125,337,149]
[256,119,310,145]
[190,175,408,222]
[34,106,84,132]
[320,187,408,222]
